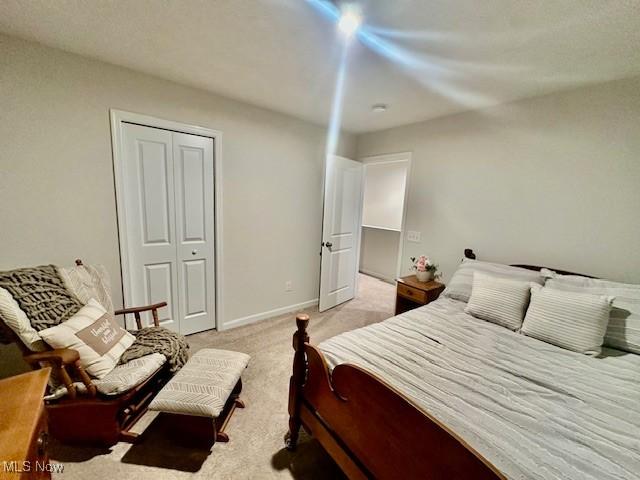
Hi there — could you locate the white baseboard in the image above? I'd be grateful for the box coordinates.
[221,298,319,331]
[359,268,395,284]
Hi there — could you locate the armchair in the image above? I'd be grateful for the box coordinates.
[0,260,173,446]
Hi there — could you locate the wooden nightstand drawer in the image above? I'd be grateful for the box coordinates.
[395,276,445,315]
[397,283,427,303]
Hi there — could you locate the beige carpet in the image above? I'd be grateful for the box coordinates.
[51,274,395,479]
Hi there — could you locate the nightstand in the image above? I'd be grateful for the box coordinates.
[395,275,445,315]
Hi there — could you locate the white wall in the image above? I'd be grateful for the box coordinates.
[359,157,408,281]
[362,161,408,230]
[0,34,356,332]
[357,76,640,284]
[359,227,400,283]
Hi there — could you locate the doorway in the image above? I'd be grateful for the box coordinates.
[110,110,223,334]
[359,152,411,284]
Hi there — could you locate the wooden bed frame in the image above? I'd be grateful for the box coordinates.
[285,249,592,479]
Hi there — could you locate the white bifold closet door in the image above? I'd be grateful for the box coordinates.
[121,123,215,334]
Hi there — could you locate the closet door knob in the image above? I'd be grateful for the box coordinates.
[325,242,333,248]
[191,249,198,255]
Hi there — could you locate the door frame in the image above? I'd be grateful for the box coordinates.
[110,109,224,330]
[359,152,412,282]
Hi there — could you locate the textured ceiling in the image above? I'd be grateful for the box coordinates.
[1,0,639,132]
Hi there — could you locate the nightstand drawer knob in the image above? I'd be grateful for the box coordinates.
[37,431,48,456]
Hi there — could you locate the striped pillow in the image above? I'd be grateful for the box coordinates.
[443,259,544,303]
[39,299,135,378]
[542,269,640,354]
[0,287,47,351]
[465,272,534,330]
[521,285,613,355]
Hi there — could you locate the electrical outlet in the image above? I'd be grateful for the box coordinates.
[285,281,292,292]
[407,230,421,242]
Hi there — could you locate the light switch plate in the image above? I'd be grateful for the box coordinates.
[407,230,421,242]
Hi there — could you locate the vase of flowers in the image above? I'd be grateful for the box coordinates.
[411,255,438,282]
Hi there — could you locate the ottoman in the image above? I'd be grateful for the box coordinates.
[149,348,250,444]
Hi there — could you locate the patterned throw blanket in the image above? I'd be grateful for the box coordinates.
[0,265,82,331]
[0,263,189,373]
[120,326,189,373]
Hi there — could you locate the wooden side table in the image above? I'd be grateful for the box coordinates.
[0,368,52,479]
[395,275,445,315]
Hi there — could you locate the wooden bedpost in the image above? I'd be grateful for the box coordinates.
[285,313,309,450]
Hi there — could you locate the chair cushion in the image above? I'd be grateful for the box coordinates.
[0,287,46,351]
[0,264,82,331]
[93,353,166,396]
[39,299,135,378]
[149,348,250,418]
[58,264,114,315]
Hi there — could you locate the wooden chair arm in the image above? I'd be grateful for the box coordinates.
[24,348,96,398]
[115,301,167,329]
[24,348,80,367]
[115,302,168,316]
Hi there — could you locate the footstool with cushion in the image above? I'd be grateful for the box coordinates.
[149,348,250,444]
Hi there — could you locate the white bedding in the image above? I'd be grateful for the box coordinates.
[319,298,640,480]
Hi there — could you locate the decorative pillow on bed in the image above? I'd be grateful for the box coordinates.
[442,259,544,303]
[542,269,640,354]
[39,299,135,379]
[464,272,534,330]
[521,284,613,355]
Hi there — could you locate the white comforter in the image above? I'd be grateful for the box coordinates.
[319,298,640,480]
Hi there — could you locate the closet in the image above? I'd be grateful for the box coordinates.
[359,154,410,283]
[117,122,216,334]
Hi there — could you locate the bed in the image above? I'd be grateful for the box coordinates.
[285,252,640,479]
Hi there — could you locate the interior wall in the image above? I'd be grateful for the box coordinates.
[359,158,408,282]
[0,34,356,336]
[356,76,640,284]
[361,161,408,230]
[359,227,400,283]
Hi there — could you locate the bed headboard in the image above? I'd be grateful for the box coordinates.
[463,248,597,278]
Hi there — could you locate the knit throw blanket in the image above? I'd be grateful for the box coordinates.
[0,265,82,331]
[119,326,189,373]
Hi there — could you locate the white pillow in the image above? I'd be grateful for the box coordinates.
[542,269,640,354]
[465,272,534,330]
[0,287,46,351]
[521,284,613,355]
[443,259,544,303]
[39,299,135,378]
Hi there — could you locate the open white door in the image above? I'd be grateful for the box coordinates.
[319,155,364,312]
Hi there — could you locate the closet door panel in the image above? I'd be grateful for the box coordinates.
[173,132,216,334]
[122,123,180,331]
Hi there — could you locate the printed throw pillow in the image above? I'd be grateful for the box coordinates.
[521,285,613,356]
[465,272,534,330]
[39,299,135,378]
[442,259,544,303]
[0,287,47,351]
